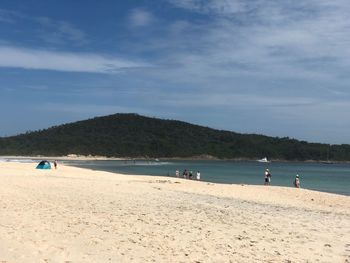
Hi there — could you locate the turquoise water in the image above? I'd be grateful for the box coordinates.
[64,160,350,196]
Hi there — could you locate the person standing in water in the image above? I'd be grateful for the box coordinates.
[196,171,201,180]
[183,169,187,179]
[293,174,300,188]
[264,169,271,185]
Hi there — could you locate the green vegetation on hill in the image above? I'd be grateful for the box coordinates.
[0,113,349,161]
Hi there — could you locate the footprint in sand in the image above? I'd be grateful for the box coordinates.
[88,237,104,245]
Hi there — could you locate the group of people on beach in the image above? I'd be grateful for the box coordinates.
[175,166,300,187]
[175,169,201,180]
[264,168,300,188]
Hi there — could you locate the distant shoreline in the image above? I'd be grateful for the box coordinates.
[0,155,125,161]
[1,155,349,164]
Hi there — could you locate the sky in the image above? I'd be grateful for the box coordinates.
[0,0,350,144]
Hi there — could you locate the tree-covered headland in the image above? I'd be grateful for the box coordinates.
[0,113,349,161]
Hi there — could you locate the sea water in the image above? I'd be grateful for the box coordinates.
[64,160,350,196]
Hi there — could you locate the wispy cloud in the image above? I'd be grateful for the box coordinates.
[0,46,148,73]
[128,9,154,27]
[156,92,319,108]
[168,0,348,18]
[168,0,248,15]
[151,0,350,93]
[0,8,87,45]
[35,17,86,45]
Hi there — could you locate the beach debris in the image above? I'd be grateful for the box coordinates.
[156,179,171,183]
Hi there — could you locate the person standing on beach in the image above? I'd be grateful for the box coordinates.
[267,169,271,185]
[54,160,58,169]
[183,169,187,179]
[293,174,300,188]
[189,171,193,179]
[196,171,201,180]
[175,169,179,178]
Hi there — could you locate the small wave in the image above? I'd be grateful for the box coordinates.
[3,159,36,163]
[131,161,171,166]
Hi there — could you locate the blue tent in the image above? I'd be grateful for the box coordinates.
[36,160,51,169]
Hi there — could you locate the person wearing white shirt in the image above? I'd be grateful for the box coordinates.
[196,171,201,180]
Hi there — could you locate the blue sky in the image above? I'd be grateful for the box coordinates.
[0,0,350,144]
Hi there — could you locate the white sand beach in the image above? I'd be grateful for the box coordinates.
[0,162,349,262]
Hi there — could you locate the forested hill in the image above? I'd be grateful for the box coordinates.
[0,113,349,161]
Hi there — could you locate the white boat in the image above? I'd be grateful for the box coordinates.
[257,157,270,163]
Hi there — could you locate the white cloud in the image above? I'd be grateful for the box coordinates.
[128,9,154,27]
[0,46,148,73]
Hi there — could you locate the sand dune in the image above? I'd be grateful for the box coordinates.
[0,162,349,262]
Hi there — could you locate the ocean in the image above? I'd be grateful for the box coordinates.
[62,159,350,196]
